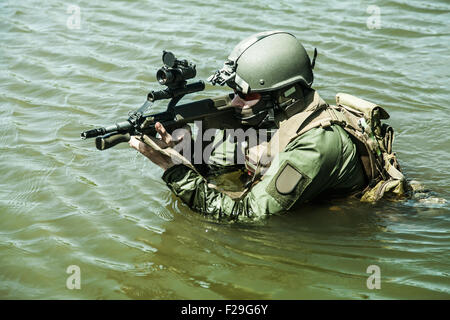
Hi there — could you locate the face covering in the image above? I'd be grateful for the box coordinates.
[231,92,276,127]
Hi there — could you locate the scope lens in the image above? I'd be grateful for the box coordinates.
[157,69,173,85]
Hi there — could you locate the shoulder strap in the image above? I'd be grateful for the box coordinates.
[249,91,337,178]
[266,102,347,157]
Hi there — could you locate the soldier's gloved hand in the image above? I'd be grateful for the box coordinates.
[129,122,191,171]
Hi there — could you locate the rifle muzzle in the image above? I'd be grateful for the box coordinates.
[81,121,132,139]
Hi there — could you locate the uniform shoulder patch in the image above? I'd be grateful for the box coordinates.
[275,163,303,194]
[266,161,312,210]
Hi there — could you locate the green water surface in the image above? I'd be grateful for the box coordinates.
[0,0,449,299]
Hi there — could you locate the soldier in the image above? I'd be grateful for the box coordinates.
[129,31,406,220]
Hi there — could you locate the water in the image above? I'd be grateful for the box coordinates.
[1,0,449,299]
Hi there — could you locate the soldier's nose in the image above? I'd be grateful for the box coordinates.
[231,94,246,108]
[231,93,261,109]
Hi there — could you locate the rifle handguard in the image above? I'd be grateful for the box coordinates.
[96,133,131,150]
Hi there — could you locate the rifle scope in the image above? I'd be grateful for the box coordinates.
[156,51,196,87]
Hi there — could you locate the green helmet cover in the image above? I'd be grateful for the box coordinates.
[208,31,315,94]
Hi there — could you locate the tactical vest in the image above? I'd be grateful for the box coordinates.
[246,92,408,202]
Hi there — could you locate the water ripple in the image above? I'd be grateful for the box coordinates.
[1,0,449,299]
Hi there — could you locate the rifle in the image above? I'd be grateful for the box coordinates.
[81,51,236,150]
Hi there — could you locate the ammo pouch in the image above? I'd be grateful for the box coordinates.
[334,93,407,202]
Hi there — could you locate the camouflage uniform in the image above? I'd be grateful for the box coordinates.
[162,90,366,220]
[159,31,406,219]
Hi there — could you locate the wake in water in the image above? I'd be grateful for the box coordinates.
[405,180,448,209]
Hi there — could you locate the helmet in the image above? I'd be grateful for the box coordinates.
[208,31,316,94]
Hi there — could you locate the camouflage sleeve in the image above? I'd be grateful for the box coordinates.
[191,129,246,177]
[162,125,364,220]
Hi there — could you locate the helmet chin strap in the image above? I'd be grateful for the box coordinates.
[258,108,277,128]
[236,110,268,127]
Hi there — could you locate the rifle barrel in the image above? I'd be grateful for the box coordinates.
[81,121,132,139]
